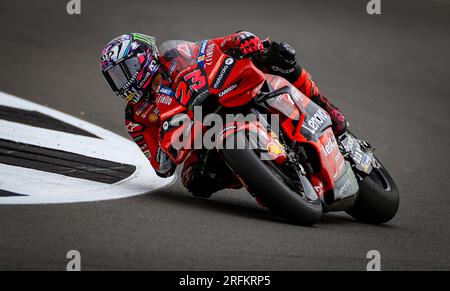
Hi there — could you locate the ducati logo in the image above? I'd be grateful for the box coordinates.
[163,121,169,130]
[225,58,234,65]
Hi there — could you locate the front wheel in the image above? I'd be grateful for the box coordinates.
[346,159,400,224]
[222,132,323,226]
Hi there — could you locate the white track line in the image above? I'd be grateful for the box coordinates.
[0,91,175,204]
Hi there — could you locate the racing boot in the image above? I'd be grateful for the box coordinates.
[181,150,242,198]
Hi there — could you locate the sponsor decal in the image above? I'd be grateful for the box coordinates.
[197,41,216,69]
[208,54,225,82]
[302,108,329,135]
[188,89,210,110]
[204,43,215,68]
[212,57,235,89]
[218,125,238,141]
[148,59,158,71]
[271,66,295,74]
[322,134,338,157]
[131,33,156,47]
[137,101,150,115]
[199,40,208,54]
[140,103,155,119]
[126,121,143,132]
[225,58,234,65]
[161,113,190,134]
[149,113,159,123]
[169,113,190,127]
[158,86,175,97]
[343,135,373,173]
[168,60,177,74]
[197,40,208,68]
[138,71,152,88]
[218,82,239,98]
[156,94,173,106]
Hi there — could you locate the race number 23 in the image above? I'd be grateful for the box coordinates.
[176,69,206,105]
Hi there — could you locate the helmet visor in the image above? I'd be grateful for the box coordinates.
[102,56,141,93]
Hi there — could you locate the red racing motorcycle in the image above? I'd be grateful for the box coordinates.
[157,39,399,226]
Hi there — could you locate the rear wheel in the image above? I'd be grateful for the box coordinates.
[346,159,399,224]
[222,132,323,226]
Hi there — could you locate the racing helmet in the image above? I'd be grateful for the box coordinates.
[100,33,159,104]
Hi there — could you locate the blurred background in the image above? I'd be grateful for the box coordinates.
[0,0,449,270]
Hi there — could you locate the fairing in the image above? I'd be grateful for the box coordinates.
[263,75,357,203]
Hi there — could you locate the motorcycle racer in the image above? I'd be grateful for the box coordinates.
[100,32,347,196]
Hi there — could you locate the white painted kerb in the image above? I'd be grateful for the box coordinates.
[0,91,175,204]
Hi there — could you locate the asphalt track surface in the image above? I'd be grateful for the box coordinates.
[0,0,449,270]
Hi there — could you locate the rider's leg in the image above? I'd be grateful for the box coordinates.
[292,68,347,135]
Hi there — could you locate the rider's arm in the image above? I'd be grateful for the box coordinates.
[212,31,319,94]
[255,40,322,98]
[125,103,176,178]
